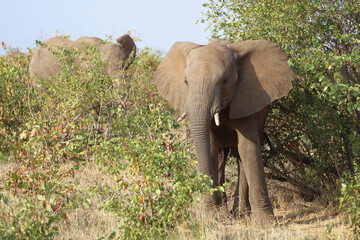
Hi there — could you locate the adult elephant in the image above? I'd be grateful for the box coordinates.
[29,34,136,80]
[154,40,296,224]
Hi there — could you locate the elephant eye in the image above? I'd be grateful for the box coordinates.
[223,77,228,84]
[184,79,188,85]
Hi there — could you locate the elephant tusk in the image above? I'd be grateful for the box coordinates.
[214,112,220,126]
[177,112,187,122]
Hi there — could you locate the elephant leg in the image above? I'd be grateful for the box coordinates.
[238,159,251,215]
[231,152,240,215]
[218,148,229,206]
[209,132,224,207]
[230,147,251,217]
[234,115,274,224]
[232,156,251,216]
[218,148,229,186]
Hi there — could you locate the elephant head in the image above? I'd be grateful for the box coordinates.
[29,34,136,80]
[154,40,295,214]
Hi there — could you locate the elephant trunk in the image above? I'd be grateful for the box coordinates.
[186,89,221,206]
[188,110,212,177]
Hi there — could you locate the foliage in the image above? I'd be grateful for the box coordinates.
[0,48,77,239]
[91,49,213,239]
[0,42,113,238]
[0,167,78,239]
[201,0,360,198]
[339,163,360,239]
[0,49,32,156]
[0,40,213,239]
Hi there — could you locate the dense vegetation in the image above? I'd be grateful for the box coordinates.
[0,43,212,239]
[0,0,359,238]
[201,0,360,236]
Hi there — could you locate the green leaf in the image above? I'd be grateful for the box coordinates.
[218,186,225,192]
[0,152,8,163]
[37,195,46,201]
[326,222,334,233]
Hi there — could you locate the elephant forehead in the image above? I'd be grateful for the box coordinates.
[188,45,233,63]
[186,45,235,75]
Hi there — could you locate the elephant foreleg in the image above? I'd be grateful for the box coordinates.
[209,140,222,207]
[235,115,274,224]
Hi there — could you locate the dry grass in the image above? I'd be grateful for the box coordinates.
[0,160,351,239]
[55,162,122,240]
[162,172,349,240]
[57,161,350,240]
[172,189,350,240]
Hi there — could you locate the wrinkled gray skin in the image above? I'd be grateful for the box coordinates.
[154,39,296,224]
[29,34,136,80]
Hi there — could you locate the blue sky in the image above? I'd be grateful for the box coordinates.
[0,0,211,55]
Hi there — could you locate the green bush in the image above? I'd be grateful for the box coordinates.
[0,42,213,239]
[0,49,74,239]
[92,49,213,239]
[0,43,112,238]
[339,163,360,239]
[0,50,32,156]
[0,168,78,239]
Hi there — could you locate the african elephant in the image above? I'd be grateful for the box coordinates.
[29,34,136,80]
[154,39,295,223]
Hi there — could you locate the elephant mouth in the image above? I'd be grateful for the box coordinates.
[177,111,221,126]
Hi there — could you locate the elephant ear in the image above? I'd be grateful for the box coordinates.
[116,34,136,59]
[228,40,296,119]
[154,42,201,112]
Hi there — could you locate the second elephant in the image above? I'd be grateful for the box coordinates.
[29,34,136,80]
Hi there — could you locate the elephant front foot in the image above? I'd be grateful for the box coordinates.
[250,210,275,226]
[229,206,251,219]
[203,190,223,209]
[202,191,229,218]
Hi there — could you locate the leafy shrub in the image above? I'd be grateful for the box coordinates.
[92,49,213,239]
[339,163,360,239]
[0,166,78,239]
[0,41,213,239]
[0,49,32,156]
[0,42,111,238]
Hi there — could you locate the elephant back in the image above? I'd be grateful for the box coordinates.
[29,34,137,81]
[29,37,76,80]
[76,36,103,46]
